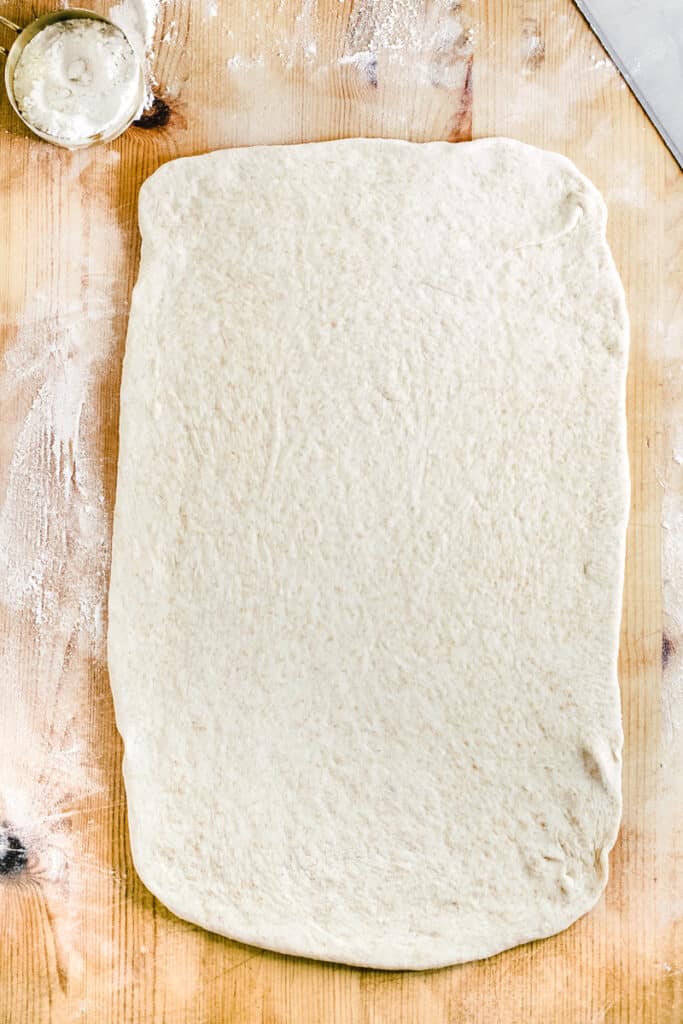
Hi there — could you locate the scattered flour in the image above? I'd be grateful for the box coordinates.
[590,54,616,72]
[521,31,545,73]
[338,0,472,90]
[282,0,319,67]
[251,0,473,82]
[338,50,376,72]
[0,152,127,689]
[110,0,160,56]
[226,54,265,71]
[161,22,178,45]
[0,294,116,659]
[110,0,162,104]
[345,0,423,52]
[0,160,129,971]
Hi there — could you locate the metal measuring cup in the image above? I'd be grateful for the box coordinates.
[1,8,145,149]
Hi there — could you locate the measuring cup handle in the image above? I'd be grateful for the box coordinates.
[0,13,21,54]
[0,15,22,34]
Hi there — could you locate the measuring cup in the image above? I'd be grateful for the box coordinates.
[1,8,145,149]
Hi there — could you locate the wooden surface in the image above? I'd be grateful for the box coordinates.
[1,1,682,1021]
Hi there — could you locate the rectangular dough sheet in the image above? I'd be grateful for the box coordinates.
[109,139,630,970]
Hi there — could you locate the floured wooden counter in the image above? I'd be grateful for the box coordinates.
[0,1,681,1021]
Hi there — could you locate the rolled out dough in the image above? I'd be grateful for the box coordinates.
[109,138,629,970]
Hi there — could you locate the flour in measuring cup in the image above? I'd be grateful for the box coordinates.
[12,18,142,143]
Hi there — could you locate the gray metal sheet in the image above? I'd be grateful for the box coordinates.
[574,0,683,169]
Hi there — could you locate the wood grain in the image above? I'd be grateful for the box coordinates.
[1,1,681,1021]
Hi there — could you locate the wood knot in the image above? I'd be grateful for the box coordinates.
[0,826,28,876]
[134,96,172,130]
[662,632,676,669]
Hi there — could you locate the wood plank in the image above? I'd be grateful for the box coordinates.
[0,1,680,1020]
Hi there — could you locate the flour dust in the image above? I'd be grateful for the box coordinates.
[0,158,129,974]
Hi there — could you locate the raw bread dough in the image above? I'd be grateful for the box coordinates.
[109,139,629,970]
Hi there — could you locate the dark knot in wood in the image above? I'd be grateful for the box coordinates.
[134,96,172,130]
[0,827,28,876]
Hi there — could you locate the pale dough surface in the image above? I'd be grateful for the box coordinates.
[109,138,629,970]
